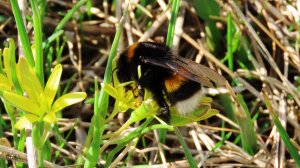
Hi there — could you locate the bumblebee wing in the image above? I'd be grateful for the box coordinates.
[142,56,226,88]
[174,56,226,87]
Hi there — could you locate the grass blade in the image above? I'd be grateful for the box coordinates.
[236,94,257,155]
[83,12,126,168]
[9,0,35,67]
[262,91,300,167]
[161,0,180,146]
[227,12,233,70]
[166,0,180,47]
[0,49,3,74]
[54,0,87,32]
[8,39,22,94]
[174,127,197,168]
[29,0,44,86]
[42,31,64,49]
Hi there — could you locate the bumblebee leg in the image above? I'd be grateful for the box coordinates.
[139,71,170,122]
[152,90,170,122]
[131,84,143,99]
[159,105,170,122]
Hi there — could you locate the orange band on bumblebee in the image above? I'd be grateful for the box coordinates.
[164,74,186,93]
[127,42,139,61]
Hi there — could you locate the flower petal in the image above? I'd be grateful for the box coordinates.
[117,101,130,112]
[3,48,12,82]
[44,64,62,107]
[51,92,87,113]
[3,91,40,115]
[101,83,118,99]
[17,58,43,102]
[43,111,57,124]
[38,92,49,116]
[14,114,40,130]
[0,74,11,91]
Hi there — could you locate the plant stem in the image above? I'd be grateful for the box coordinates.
[26,125,38,168]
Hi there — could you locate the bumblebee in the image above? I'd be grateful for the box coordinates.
[116,42,225,121]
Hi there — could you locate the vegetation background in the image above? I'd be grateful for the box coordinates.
[0,0,299,167]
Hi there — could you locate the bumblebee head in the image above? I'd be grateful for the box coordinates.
[116,52,130,82]
[116,42,168,83]
[116,48,140,83]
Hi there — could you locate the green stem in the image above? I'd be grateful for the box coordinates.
[54,0,87,32]
[3,102,18,147]
[227,12,233,70]
[9,0,35,67]
[32,124,43,167]
[29,0,44,86]
[38,149,44,168]
[166,0,180,47]
[174,127,197,168]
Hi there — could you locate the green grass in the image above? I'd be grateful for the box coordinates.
[263,91,300,167]
[29,0,44,86]
[9,0,34,67]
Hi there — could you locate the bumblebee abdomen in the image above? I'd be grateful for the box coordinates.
[164,74,187,93]
[163,73,202,115]
[164,74,201,102]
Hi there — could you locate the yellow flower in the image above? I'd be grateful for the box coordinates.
[3,57,86,129]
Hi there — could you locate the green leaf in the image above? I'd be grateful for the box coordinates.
[232,29,241,53]
[44,64,62,107]
[32,125,43,150]
[227,12,234,70]
[192,0,221,52]
[166,0,180,47]
[9,0,35,67]
[192,0,220,21]
[42,30,64,49]
[205,21,221,52]
[198,109,219,121]
[51,92,87,113]
[170,105,210,126]
[236,94,257,155]
[29,0,44,86]
[174,128,197,167]
[83,11,125,168]
[263,91,300,166]
[212,132,232,152]
[54,0,88,32]
[3,91,40,115]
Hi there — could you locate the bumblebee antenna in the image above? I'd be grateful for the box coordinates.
[112,67,118,73]
[112,68,118,86]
